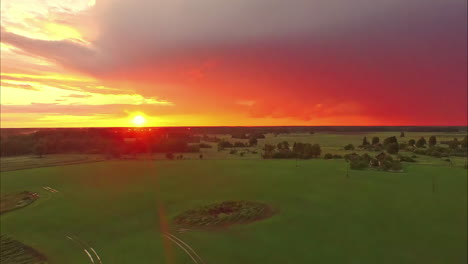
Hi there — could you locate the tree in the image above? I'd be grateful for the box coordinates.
[448,138,459,149]
[199,154,203,159]
[310,144,321,158]
[165,153,174,160]
[416,137,427,148]
[264,144,276,153]
[383,136,398,146]
[277,141,289,150]
[34,142,46,158]
[372,137,380,145]
[429,136,437,147]
[386,142,399,154]
[400,131,405,137]
[344,144,355,150]
[218,140,233,151]
[234,142,246,148]
[408,139,416,146]
[461,136,468,149]
[362,137,369,146]
[249,137,258,146]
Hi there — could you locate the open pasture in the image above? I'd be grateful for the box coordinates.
[1,157,466,264]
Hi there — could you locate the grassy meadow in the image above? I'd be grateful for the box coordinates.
[0,131,467,264]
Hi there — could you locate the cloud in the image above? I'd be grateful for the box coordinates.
[1,0,466,125]
[0,81,41,91]
[62,93,92,98]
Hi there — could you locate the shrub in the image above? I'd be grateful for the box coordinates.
[199,143,212,148]
[350,159,368,170]
[386,142,399,154]
[234,142,246,148]
[344,144,355,150]
[372,137,380,145]
[324,153,333,160]
[249,137,258,146]
[333,154,343,159]
[398,154,415,162]
[230,149,238,154]
[165,153,174,160]
[414,148,427,155]
[218,140,233,150]
[416,137,427,148]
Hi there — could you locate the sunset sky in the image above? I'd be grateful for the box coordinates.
[1,0,467,127]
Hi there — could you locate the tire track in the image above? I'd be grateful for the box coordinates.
[66,235,102,264]
[163,232,205,264]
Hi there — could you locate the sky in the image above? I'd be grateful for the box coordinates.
[1,0,467,127]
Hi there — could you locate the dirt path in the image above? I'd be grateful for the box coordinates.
[164,232,205,264]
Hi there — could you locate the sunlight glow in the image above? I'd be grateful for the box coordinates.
[132,115,146,126]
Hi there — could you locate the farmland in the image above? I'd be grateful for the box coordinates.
[0,131,467,264]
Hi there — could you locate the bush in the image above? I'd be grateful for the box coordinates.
[416,137,427,148]
[398,154,415,162]
[386,142,399,154]
[199,143,212,148]
[344,144,355,150]
[249,137,258,146]
[229,149,238,154]
[350,159,368,170]
[234,142,247,148]
[333,154,343,159]
[414,148,427,155]
[165,153,174,160]
[218,140,233,150]
[324,153,333,160]
[383,136,398,146]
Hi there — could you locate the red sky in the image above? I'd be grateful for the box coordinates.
[1,0,467,127]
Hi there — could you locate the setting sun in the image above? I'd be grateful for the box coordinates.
[132,115,146,126]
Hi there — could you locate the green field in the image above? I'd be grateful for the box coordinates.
[1,157,467,263]
[1,131,467,263]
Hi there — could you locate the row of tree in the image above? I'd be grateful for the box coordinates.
[262,142,321,159]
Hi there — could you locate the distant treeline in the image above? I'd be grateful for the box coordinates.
[0,128,202,157]
[2,126,466,137]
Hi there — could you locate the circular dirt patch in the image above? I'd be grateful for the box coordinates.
[174,201,273,228]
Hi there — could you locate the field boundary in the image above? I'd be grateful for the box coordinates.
[1,158,106,172]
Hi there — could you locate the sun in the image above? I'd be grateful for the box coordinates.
[132,115,146,126]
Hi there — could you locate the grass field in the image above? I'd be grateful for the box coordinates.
[1,156,466,263]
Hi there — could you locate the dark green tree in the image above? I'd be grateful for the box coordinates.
[362,137,369,146]
[383,136,398,146]
[34,142,46,158]
[416,137,427,148]
[461,136,468,149]
[249,137,258,146]
[386,142,399,154]
[344,144,355,150]
[428,136,437,147]
[371,137,380,145]
[277,141,289,150]
[400,132,405,137]
[448,138,460,149]
[408,139,416,146]
[310,144,322,158]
